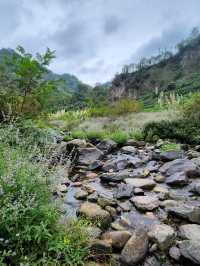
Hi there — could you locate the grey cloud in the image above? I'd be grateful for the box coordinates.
[104,16,121,35]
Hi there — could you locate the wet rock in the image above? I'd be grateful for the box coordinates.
[148,224,175,250]
[89,160,103,170]
[120,229,149,265]
[118,201,133,212]
[132,196,159,211]
[78,202,112,229]
[179,224,200,242]
[114,183,133,199]
[96,139,117,153]
[78,147,103,165]
[89,239,112,257]
[100,170,131,182]
[74,189,88,200]
[125,178,156,190]
[121,146,137,155]
[169,246,181,261]
[97,196,117,208]
[165,172,189,186]
[160,159,199,178]
[179,240,200,264]
[101,231,131,250]
[160,150,183,162]
[167,202,200,224]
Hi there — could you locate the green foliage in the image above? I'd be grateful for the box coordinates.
[159,143,180,152]
[143,119,200,144]
[0,124,89,265]
[182,92,200,121]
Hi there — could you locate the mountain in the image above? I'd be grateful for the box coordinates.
[110,29,200,106]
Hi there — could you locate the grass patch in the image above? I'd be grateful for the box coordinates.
[160,143,181,152]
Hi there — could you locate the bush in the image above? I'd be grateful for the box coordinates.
[182,92,200,121]
[143,119,200,144]
[0,126,89,265]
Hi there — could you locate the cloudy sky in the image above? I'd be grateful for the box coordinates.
[1,0,200,85]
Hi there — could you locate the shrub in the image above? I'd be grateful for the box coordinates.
[159,143,180,152]
[143,119,200,144]
[182,92,200,121]
[0,125,89,265]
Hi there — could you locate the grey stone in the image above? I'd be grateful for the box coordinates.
[120,230,148,265]
[100,170,131,182]
[78,147,103,165]
[114,183,133,199]
[148,224,175,250]
[169,246,181,261]
[101,231,131,250]
[179,224,200,242]
[132,196,159,211]
[125,178,156,190]
[179,240,200,264]
[165,172,189,186]
[96,140,117,153]
[160,150,183,162]
[121,146,137,155]
[74,189,88,200]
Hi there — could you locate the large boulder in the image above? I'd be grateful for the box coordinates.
[148,224,175,250]
[160,159,200,178]
[101,231,131,250]
[125,178,156,190]
[179,240,200,264]
[78,147,103,165]
[179,224,200,242]
[120,230,148,265]
[77,202,111,229]
[132,196,159,211]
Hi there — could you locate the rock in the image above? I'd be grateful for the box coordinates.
[85,226,102,240]
[101,231,131,250]
[121,146,137,155]
[165,172,189,186]
[187,150,200,159]
[154,174,165,183]
[78,147,103,165]
[179,240,200,264]
[167,202,200,224]
[66,138,87,148]
[160,159,199,178]
[97,196,117,208]
[125,178,156,190]
[130,168,150,178]
[179,224,200,242]
[114,183,133,199]
[134,187,144,195]
[85,262,102,266]
[146,161,160,172]
[132,196,159,211]
[160,150,183,162]
[118,201,133,212]
[89,160,103,170]
[100,170,131,182]
[126,139,145,147]
[87,191,98,202]
[191,181,200,195]
[143,256,161,266]
[89,239,112,257]
[169,246,181,261]
[120,230,148,265]
[105,206,117,218]
[74,189,88,200]
[78,202,111,229]
[148,224,175,250]
[57,184,68,193]
[96,140,117,153]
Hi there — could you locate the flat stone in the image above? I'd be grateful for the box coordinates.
[120,229,148,265]
[89,160,103,170]
[118,201,133,212]
[134,187,144,195]
[78,147,103,165]
[179,224,200,242]
[101,231,131,250]
[160,159,199,178]
[166,172,189,186]
[160,150,183,162]
[148,224,175,250]
[154,175,165,183]
[191,181,200,195]
[100,170,131,182]
[125,178,156,190]
[121,146,137,155]
[130,168,150,178]
[167,202,200,224]
[87,191,98,202]
[96,139,117,153]
[97,196,117,208]
[179,240,200,264]
[74,189,88,200]
[114,183,133,199]
[78,202,111,229]
[153,185,169,197]
[132,196,159,211]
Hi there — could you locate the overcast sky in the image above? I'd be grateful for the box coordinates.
[1,0,200,85]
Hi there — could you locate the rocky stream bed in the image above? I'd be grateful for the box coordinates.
[53,138,200,266]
